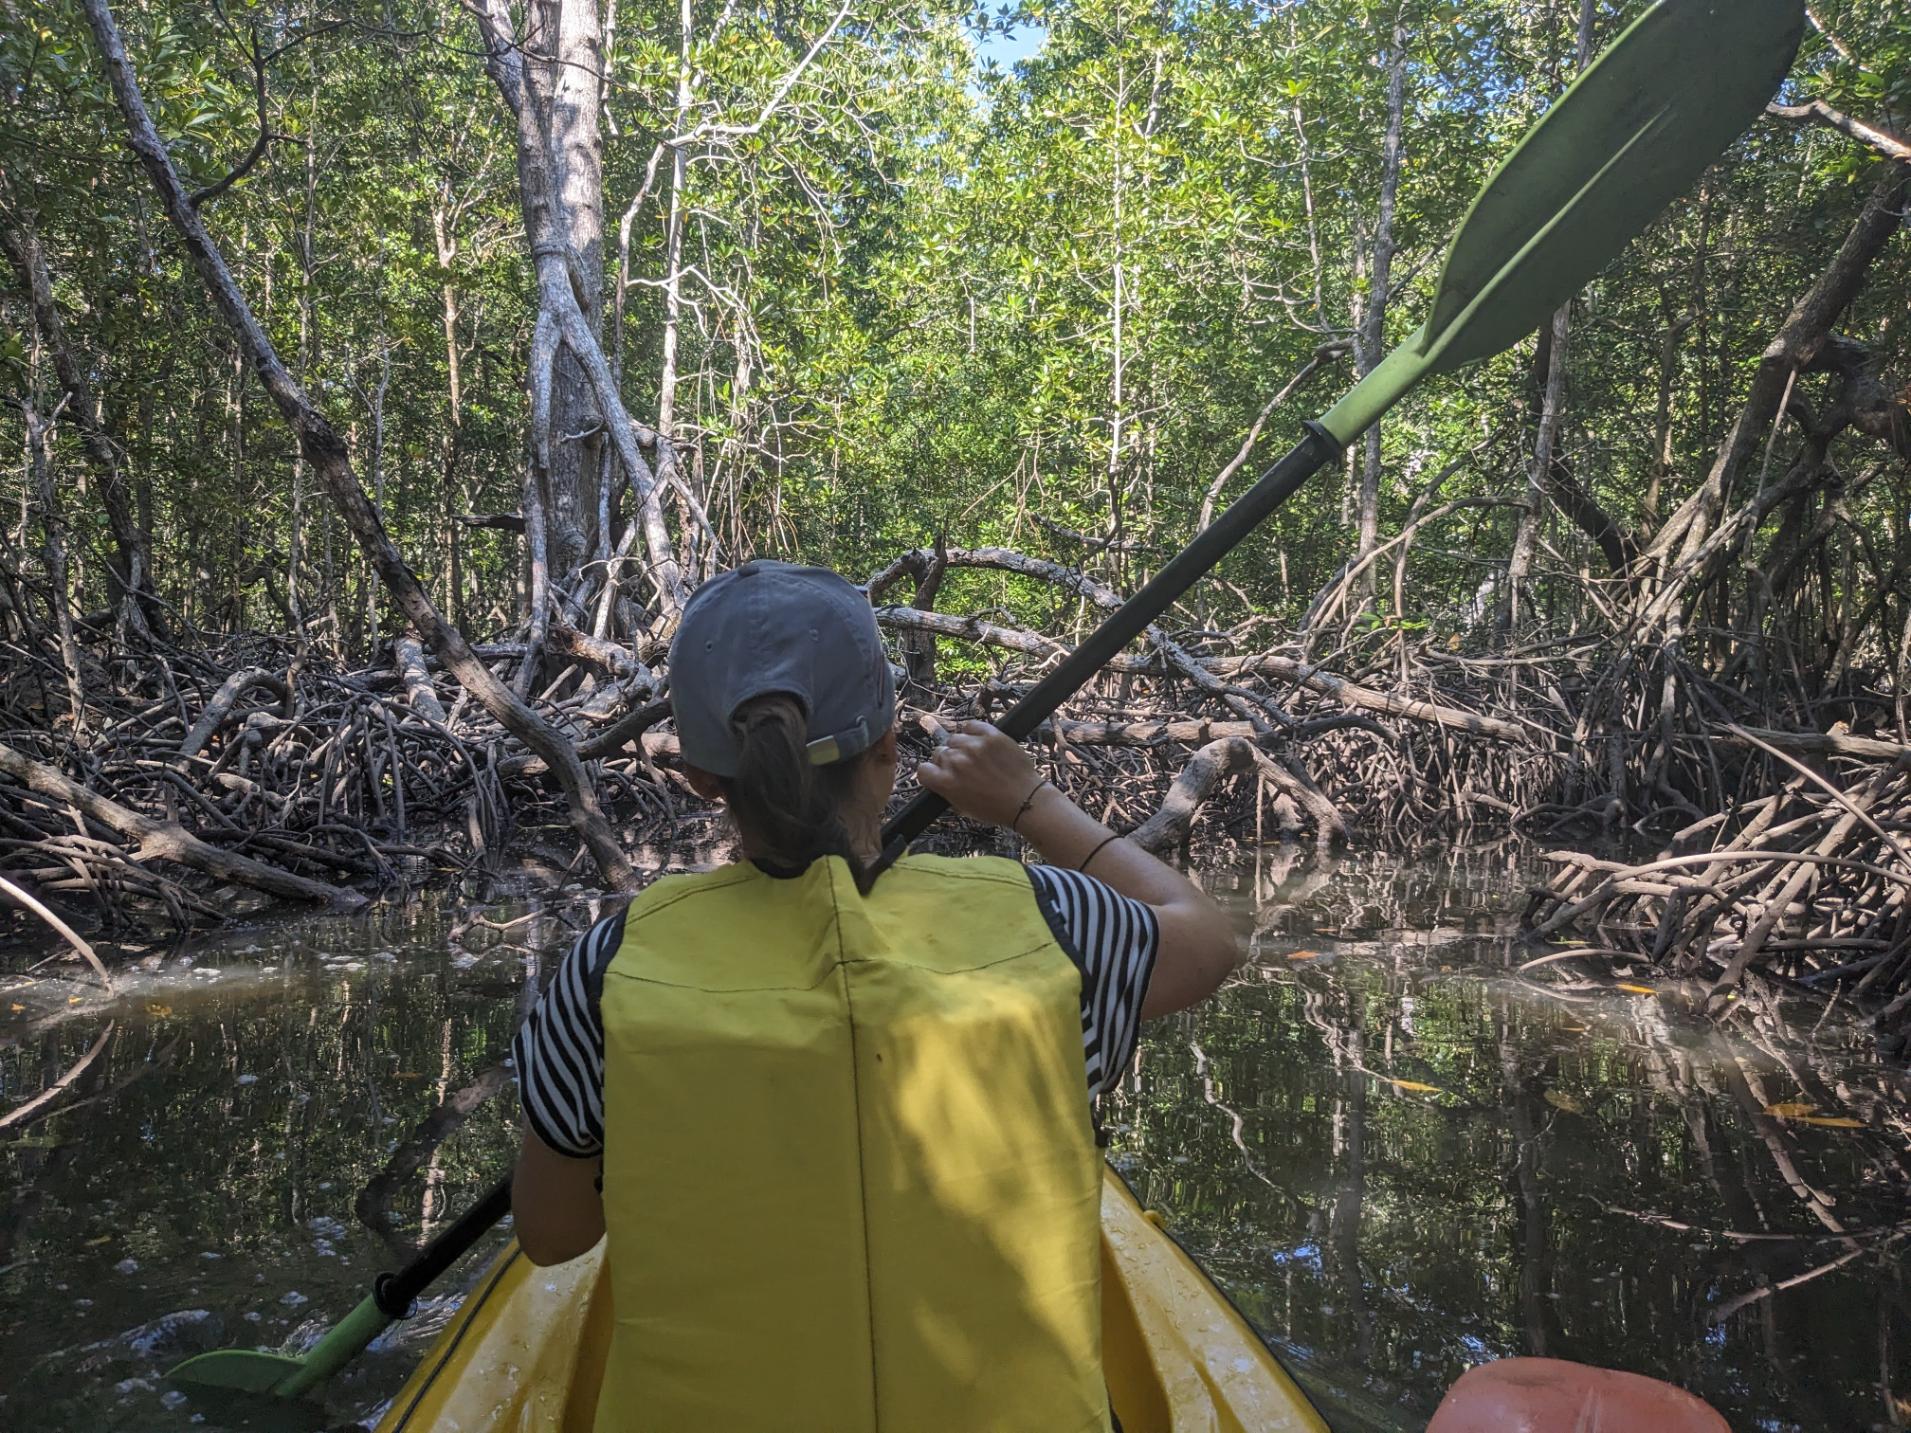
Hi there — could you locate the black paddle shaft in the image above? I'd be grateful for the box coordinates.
[872,420,1344,875]
[374,1176,513,1318]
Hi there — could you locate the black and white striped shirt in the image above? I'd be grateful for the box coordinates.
[512,865,1159,1159]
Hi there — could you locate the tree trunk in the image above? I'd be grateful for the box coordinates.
[1503,0,1594,627]
[1504,305,1571,624]
[0,213,162,635]
[1643,173,1907,579]
[656,0,693,442]
[286,101,321,638]
[1352,11,1407,601]
[474,0,686,622]
[22,401,86,731]
[1646,289,1697,526]
[433,193,468,633]
[1105,56,1130,565]
[362,340,393,652]
[529,0,607,581]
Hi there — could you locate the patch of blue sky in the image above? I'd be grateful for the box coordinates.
[975,20,1046,73]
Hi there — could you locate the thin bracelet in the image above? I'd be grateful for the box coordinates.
[1078,832,1122,874]
[1010,777,1052,831]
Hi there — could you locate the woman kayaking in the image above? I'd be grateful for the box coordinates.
[507,559,1237,1430]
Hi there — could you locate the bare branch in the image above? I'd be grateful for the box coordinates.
[664,0,854,148]
[1768,98,1911,167]
[190,24,274,208]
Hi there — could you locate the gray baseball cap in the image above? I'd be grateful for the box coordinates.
[669,560,896,778]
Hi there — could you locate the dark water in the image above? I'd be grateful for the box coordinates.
[3,850,1907,1430]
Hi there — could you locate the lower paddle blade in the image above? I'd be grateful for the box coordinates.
[166,1350,332,1430]
[170,1347,311,1393]
[1422,0,1803,376]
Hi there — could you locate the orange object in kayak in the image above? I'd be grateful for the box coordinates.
[374,1165,1329,1433]
[1427,1357,1731,1433]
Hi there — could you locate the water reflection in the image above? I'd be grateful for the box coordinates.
[0,895,595,1429]
[1,848,1907,1431]
[1107,847,1911,1432]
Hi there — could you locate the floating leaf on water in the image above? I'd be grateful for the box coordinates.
[145,1002,173,1018]
[1616,983,1657,996]
[1286,950,1320,961]
[1544,1090,1587,1115]
[1764,1101,1816,1118]
[1388,1079,1443,1094]
[1789,1115,1865,1130]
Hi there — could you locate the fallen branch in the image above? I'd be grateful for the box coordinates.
[874,605,1523,743]
[0,738,361,907]
[1128,738,1259,852]
[0,872,113,990]
[177,667,287,759]
[393,637,448,724]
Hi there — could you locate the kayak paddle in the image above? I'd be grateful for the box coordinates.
[166,0,1804,1417]
[871,0,1804,876]
[166,1179,510,1421]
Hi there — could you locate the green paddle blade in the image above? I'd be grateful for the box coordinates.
[160,1351,334,1430]
[168,1290,392,1421]
[1426,0,1803,370]
[1321,0,1804,445]
[170,1347,312,1394]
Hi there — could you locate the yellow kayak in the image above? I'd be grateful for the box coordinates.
[376,1165,1328,1432]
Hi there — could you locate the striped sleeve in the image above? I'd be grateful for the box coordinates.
[1027,866,1160,1098]
[511,908,627,1159]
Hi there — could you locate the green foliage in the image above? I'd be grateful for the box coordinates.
[0,0,1904,653]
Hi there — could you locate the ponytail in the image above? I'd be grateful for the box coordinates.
[721,694,872,890]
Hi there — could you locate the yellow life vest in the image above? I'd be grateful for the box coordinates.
[595,852,1107,1432]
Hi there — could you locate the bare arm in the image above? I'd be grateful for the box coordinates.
[510,1125,605,1266]
[914,720,1237,1016]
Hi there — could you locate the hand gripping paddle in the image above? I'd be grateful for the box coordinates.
[166,1,1803,1418]
[871,0,1805,876]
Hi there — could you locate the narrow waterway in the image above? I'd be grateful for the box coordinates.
[2,848,1905,1430]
